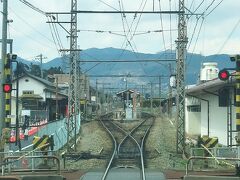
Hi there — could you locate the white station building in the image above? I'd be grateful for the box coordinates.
[185,62,236,146]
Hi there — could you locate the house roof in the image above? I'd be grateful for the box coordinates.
[13,72,68,97]
[13,72,56,89]
[116,89,140,96]
[186,76,233,96]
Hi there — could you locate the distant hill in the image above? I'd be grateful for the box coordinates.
[16,47,234,90]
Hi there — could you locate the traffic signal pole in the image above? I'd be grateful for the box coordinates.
[235,58,240,145]
[0,0,8,141]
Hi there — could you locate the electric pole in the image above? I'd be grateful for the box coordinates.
[176,0,188,154]
[159,76,161,113]
[168,63,173,118]
[150,82,153,112]
[0,0,8,139]
[67,0,79,152]
[35,54,47,79]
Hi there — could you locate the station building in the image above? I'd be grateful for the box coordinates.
[185,62,236,146]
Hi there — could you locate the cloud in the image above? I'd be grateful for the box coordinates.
[0,0,239,61]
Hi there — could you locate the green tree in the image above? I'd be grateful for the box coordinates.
[30,63,41,77]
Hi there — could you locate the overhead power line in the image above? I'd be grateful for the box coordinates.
[18,0,48,16]
[80,59,176,63]
[88,75,169,77]
[205,0,224,17]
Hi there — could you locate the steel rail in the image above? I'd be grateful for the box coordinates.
[99,113,154,180]
[99,119,128,180]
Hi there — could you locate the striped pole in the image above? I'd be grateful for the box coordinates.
[236,58,240,145]
[4,55,11,128]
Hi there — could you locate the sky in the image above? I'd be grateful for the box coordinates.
[0,0,240,62]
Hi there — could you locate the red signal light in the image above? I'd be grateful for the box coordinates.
[3,84,12,93]
[218,70,230,81]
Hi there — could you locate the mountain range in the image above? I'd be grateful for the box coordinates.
[17,47,234,92]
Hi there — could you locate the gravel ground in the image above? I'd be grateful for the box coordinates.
[145,114,187,170]
[63,115,187,171]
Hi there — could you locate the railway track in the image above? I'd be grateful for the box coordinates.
[100,113,154,180]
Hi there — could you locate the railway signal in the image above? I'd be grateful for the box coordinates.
[218,69,230,81]
[3,83,12,93]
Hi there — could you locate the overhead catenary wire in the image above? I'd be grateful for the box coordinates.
[18,0,48,16]
[9,7,56,46]
[158,0,167,52]
[97,0,119,11]
[8,24,56,50]
[187,17,205,67]
[169,0,173,53]
[205,0,224,17]
[217,19,240,54]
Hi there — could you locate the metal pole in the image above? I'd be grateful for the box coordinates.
[235,59,240,145]
[56,77,58,120]
[159,76,161,113]
[0,0,8,137]
[176,0,187,154]
[150,82,153,112]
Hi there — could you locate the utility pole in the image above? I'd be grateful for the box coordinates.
[159,76,161,113]
[35,54,47,79]
[96,79,99,115]
[150,82,153,112]
[168,64,173,118]
[67,0,79,152]
[0,0,8,139]
[55,76,58,120]
[176,0,188,154]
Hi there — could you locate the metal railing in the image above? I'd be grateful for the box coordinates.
[190,146,240,169]
[1,151,60,175]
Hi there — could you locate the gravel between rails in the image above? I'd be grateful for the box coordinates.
[64,116,187,171]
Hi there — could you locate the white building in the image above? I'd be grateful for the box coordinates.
[185,63,236,146]
[11,73,68,125]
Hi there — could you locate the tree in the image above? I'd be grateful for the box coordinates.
[13,62,29,78]
[30,63,41,77]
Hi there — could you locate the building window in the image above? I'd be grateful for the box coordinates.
[23,90,34,95]
[187,105,201,112]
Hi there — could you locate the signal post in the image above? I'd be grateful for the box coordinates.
[234,55,240,144]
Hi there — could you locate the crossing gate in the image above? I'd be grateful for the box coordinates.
[199,135,218,148]
[33,135,54,151]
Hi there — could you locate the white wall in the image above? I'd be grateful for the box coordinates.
[200,94,228,145]
[12,76,47,100]
[185,97,201,136]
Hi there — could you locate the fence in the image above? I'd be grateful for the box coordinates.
[190,146,240,169]
[36,114,81,151]
[1,150,59,175]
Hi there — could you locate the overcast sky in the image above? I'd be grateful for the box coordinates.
[0,0,240,62]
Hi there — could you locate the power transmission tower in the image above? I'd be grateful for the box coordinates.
[67,0,80,152]
[176,0,188,154]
